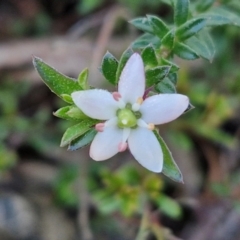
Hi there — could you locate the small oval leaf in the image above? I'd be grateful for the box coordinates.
[129,17,154,34]
[153,130,183,183]
[68,128,97,151]
[78,68,89,90]
[54,106,88,121]
[33,57,82,99]
[141,45,158,67]
[147,15,169,39]
[173,42,199,60]
[60,119,99,147]
[155,78,176,93]
[174,0,189,26]
[101,51,119,85]
[146,66,171,87]
[176,18,207,41]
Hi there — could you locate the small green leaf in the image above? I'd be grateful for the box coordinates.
[129,17,154,34]
[78,68,89,90]
[155,78,176,93]
[101,51,119,85]
[156,194,182,219]
[176,18,207,41]
[60,94,74,104]
[173,42,199,60]
[174,0,189,26]
[146,66,170,87]
[132,33,161,50]
[60,119,99,147]
[161,30,175,49]
[141,45,158,67]
[168,73,178,85]
[196,0,215,12]
[68,128,97,151]
[161,58,179,72]
[54,106,88,121]
[116,48,134,83]
[33,57,82,100]
[185,34,215,62]
[153,130,183,183]
[147,15,169,39]
[203,7,240,27]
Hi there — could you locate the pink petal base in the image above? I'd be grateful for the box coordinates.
[112,92,122,101]
[95,123,105,132]
[118,142,128,152]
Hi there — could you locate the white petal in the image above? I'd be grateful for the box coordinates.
[128,128,163,172]
[72,89,118,120]
[90,126,122,161]
[118,53,145,104]
[140,94,189,124]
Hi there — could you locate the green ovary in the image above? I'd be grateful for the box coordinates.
[117,108,137,128]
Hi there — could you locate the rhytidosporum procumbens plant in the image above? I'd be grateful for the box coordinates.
[33,0,240,183]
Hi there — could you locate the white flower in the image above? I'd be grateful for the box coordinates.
[71,53,189,172]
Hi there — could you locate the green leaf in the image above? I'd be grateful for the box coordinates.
[68,128,97,151]
[146,66,170,87]
[60,119,99,147]
[174,0,189,26]
[147,15,169,39]
[173,42,199,60]
[161,30,175,49]
[168,73,178,85]
[54,106,88,121]
[156,194,182,219]
[33,57,82,100]
[129,17,154,34]
[203,7,240,27]
[176,18,207,41]
[60,94,74,104]
[185,34,215,62]
[78,68,89,90]
[155,78,176,93]
[116,48,134,83]
[161,0,174,6]
[101,51,119,85]
[141,45,158,67]
[161,58,179,73]
[153,130,183,183]
[196,0,215,12]
[131,33,161,50]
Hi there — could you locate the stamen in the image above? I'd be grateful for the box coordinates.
[95,123,105,132]
[118,142,128,152]
[132,103,140,111]
[137,97,143,105]
[137,119,155,130]
[137,119,149,128]
[112,92,121,101]
[148,123,155,130]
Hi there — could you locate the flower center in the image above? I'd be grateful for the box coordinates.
[117,108,137,128]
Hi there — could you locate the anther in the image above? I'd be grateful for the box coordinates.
[148,123,155,130]
[112,92,122,101]
[137,97,143,105]
[95,123,105,132]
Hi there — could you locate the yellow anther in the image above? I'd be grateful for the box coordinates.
[148,123,155,130]
[137,97,143,105]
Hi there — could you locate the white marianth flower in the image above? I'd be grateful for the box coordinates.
[72,53,189,172]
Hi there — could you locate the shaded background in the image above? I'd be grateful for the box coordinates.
[1,0,240,239]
